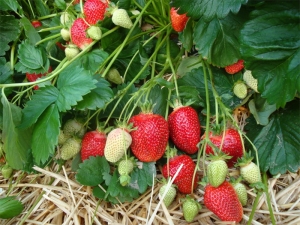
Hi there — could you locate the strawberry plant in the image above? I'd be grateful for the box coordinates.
[0,0,299,224]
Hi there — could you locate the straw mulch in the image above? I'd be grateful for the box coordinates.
[1,159,300,225]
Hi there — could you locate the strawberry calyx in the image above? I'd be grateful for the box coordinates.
[206,152,232,162]
[164,147,178,159]
[235,151,253,168]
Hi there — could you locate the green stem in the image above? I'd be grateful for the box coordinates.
[37,13,59,20]
[35,33,61,46]
[247,191,263,225]
[263,172,276,225]
[38,26,63,32]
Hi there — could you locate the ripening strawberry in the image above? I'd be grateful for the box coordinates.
[80,129,106,161]
[26,66,52,90]
[207,158,228,187]
[31,20,42,28]
[204,181,243,222]
[170,7,189,32]
[182,195,201,222]
[159,183,177,208]
[162,154,198,194]
[168,105,201,154]
[83,0,108,25]
[225,60,244,74]
[104,128,132,163]
[129,110,169,162]
[63,118,86,138]
[111,8,133,29]
[70,18,93,50]
[60,137,82,160]
[204,128,243,167]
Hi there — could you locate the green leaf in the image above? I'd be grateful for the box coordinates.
[0,0,20,12]
[15,40,49,73]
[0,15,21,56]
[194,12,246,67]
[0,57,13,95]
[240,2,300,108]
[171,0,247,21]
[0,197,24,219]
[245,100,300,175]
[179,19,194,51]
[19,86,59,129]
[34,0,50,17]
[76,78,113,110]
[2,97,31,170]
[31,104,60,164]
[76,156,110,186]
[248,95,276,126]
[70,49,109,75]
[55,0,67,10]
[56,65,97,112]
[20,17,41,45]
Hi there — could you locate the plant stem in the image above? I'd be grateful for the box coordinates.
[247,190,262,225]
[263,172,276,225]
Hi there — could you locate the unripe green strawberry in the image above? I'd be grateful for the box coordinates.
[106,68,123,84]
[182,195,201,222]
[118,158,134,175]
[159,183,177,208]
[65,44,80,60]
[58,129,69,145]
[60,137,82,160]
[61,28,70,41]
[112,8,133,29]
[233,81,247,99]
[240,161,262,184]
[104,128,132,163]
[1,164,13,179]
[60,12,73,27]
[0,197,24,219]
[207,159,228,187]
[233,182,248,206]
[243,70,258,93]
[63,118,86,138]
[87,26,102,40]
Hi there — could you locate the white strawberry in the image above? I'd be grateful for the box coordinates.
[112,8,133,29]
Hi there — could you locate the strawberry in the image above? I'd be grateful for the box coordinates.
[233,182,248,206]
[83,0,108,25]
[26,66,52,90]
[207,157,228,187]
[128,107,169,162]
[65,44,80,60]
[104,127,132,163]
[182,195,201,222]
[162,154,198,194]
[118,158,135,186]
[63,118,86,138]
[170,7,189,32]
[225,60,244,74]
[60,28,70,41]
[243,70,259,93]
[58,129,68,145]
[204,128,243,167]
[80,129,106,161]
[60,12,73,27]
[159,182,177,208]
[1,164,13,179]
[204,181,243,222]
[70,18,93,50]
[106,68,123,84]
[86,25,102,40]
[233,81,248,99]
[168,104,201,154]
[237,154,262,184]
[60,137,82,160]
[111,8,133,29]
[31,20,42,28]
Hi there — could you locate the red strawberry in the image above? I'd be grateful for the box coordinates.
[31,20,42,28]
[26,66,53,90]
[168,105,201,154]
[129,111,169,162]
[80,129,106,161]
[204,181,243,222]
[162,154,198,194]
[204,128,243,167]
[170,7,189,32]
[83,0,108,25]
[70,18,93,50]
[225,60,244,74]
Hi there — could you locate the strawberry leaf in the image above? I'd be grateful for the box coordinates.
[245,100,300,175]
[0,15,21,56]
[240,2,300,108]
[193,12,247,67]
[20,17,41,45]
[0,0,20,12]
[0,57,13,95]
[76,78,113,110]
[2,97,31,170]
[31,104,60,164]
[171,0,247,21]
[75,156,110,186]
[56,65,97,112]
[19,86,59,129]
